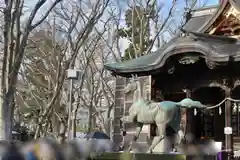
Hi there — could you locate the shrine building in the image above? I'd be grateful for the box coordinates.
[104,0,240,153]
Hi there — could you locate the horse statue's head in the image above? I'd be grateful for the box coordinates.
[123,75,138,94]
[122,75,146,123]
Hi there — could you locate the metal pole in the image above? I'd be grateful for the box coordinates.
[67,79,73,140]
[71,108,76,139]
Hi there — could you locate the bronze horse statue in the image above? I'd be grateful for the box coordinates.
[121,76,206,153]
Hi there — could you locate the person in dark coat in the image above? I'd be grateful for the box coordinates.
[2,142,25,160]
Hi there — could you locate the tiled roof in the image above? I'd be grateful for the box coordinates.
[104,31,240,76]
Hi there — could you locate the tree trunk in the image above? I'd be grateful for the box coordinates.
[105,118,111,136]
[88,105,93,133]
[72,110,77,138]
[10,96,15,131]
[106,106,113,136]
[0,91,15,140]
[0,103,11,140]
[34,125,41,139]
[14,105,21,133]
[58,122,67,144]
[52,115,60,136]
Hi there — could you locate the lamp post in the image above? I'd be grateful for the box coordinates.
[67,69,82,140]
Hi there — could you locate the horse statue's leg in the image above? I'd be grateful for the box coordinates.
[128,122,143,152]
[173,120,188,152]
[147,124,165,153]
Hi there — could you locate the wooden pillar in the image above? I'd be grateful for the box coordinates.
[185,89,193,139]
[225,87,233,160]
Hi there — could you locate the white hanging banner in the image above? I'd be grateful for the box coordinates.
[194,108,197,115]
[219,107,222,115]
[224,127,232,135]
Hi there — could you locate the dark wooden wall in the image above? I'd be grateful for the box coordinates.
[150,58,239,143]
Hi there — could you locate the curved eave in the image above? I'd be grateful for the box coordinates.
[104,47,229,75]
[104,34,240,76]
[104,52,160,76]
[197,0,229,32]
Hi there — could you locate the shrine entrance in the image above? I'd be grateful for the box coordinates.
[192,87,225,142]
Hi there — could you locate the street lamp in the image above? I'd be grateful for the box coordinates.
[66,69,82,140]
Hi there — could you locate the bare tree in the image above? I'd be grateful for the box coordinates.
[13,0,111,142]
[17,26,66,138]
[0,0,63,140]
[52,0,111,139]
[76,37,115,135]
